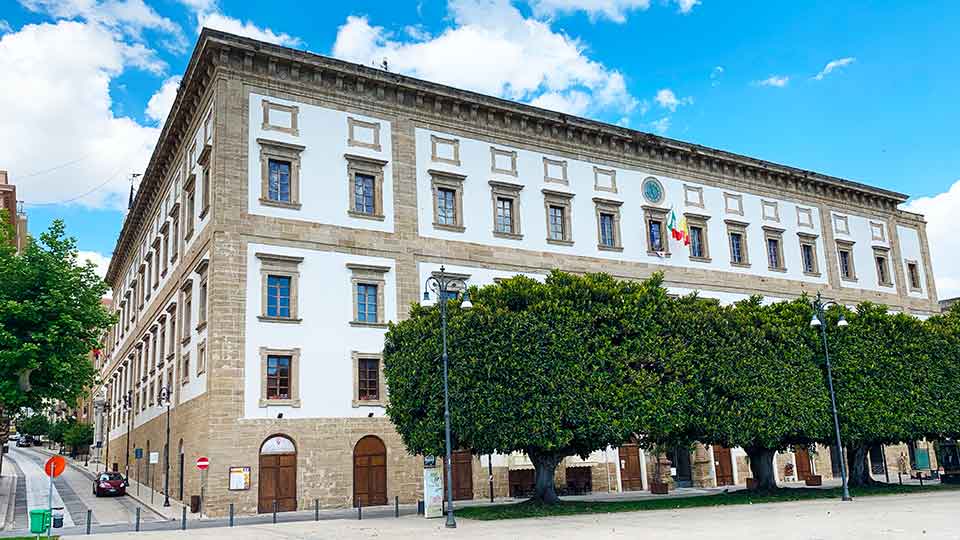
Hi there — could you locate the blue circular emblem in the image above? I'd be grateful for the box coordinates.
[643,177,664,204]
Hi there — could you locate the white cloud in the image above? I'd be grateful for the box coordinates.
[0,21,161,210]
[196,11,302,47]
[528,0,699,21]
[0,20,12,34]
[710,65,723,86]
[654,88,693,112]
[813,57,855,81]
[145,75,181,125]
[756,75,789,88]
[649,117,670,134]
[902,180,960,300]
[332,1,639,118]
[78,250,111,278]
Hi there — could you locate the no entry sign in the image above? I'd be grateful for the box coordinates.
[196,456,209,470]
[44,455,66,478]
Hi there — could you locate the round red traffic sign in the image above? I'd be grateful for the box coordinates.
[45,455,66,478]
[196,456,209,470]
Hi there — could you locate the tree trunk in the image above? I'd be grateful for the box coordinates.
[528,450,564,505]
[846,444,875,487]
[745,447,778,491]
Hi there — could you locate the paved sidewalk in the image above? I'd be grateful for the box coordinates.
[0,476,14,530]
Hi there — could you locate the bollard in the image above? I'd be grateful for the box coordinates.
[86,509,92,535]
[181,507,187,530]
[135,507,140,532]
[315,499,319,521]
[273,500,278,524]
[358,503,362,521]
[229,503,234,527]
[395,496,399,518]
[920,473,924,487]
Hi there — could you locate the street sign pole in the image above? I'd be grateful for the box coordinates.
[46,469,53,540]
[196,457,209,517]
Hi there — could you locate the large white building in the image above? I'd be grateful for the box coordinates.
[90,29,939,516]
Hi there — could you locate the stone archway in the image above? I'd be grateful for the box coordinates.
[353,436,387,507]
[259,434,297,513]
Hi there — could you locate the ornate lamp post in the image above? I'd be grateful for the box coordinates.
[100,402,112,473]
[421,266,472,529]
[158,385,173,507]
[809,291,852,501]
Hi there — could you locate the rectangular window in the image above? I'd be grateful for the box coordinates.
[356,284,378,323]
[197,340,206,375]
[649,220,664,252]
[907,262,922,290]
[267,275,291,318]
[874,249,892,286]
[599,213,615,247]
[496,197,514,234]
[690,226,705,259]
[182,285,192,342]
[549,205,565,241]
[168,307,177,353]
[268,159,291,202]
[358,358,380,401]
[730,232,745,265]
[158,324,166,365]
[185,186,196,239]
[437,188,456,226]
[767,238,781,269]
[181,353,190,384]
[802,244,815,273]
[838,245,856,281]
[353,173,375,215]
[876,256,888,284]
[170,214,180,262]
[266,355,291,400]
[201,167,210,216]
[197,277,208,327]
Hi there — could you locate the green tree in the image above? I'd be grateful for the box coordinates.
[63,422,94,455]
[384,271,668,504]
[829,303,933,486]
[48,418,76,446]
[15,413,50,438]
[0,220,113,420]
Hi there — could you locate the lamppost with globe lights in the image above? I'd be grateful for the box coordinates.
[421,266,472,529]
[809,291,851,501]
[158,385,173,507]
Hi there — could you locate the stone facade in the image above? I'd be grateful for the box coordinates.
[90,29,942,518]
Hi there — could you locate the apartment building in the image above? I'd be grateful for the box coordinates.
[91,29,940,516]
[0,170,28,253]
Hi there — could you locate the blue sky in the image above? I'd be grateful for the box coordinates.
[2,0,958,297]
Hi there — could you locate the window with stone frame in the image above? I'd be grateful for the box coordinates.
[181,352,190,385]
[145,255,153,301]
[196,260,208,331]
[169,203,180,263]
[180,280,193,344]
[258,138,305,209]
[261,100,299,136]
[543,157,568,185]
[430,170,466,232]
[347,117,382,152]
[184,174,196,240]
[259,347,300,407]
[352,352,386,407]
[763,226,786,272]
[686,213,711,262]
[157,316,166,367]
[348,263,390,327]
[430,135,461,166]
[837,240,857,281]
[196,339,206,375]
[160,222,170,276]
[256,252,303,323]
[798,233,820,276]
[643,206,671,256]
[906,261,922,292]
[166,303,177,359]
[152,238,161,286]
[874,247,893,287]
[725,219,750,267]
[199,166,211,219]
[543,189,574,245]
[345,154,387,220]
[594,197,623,251]
[490,180,523,239]
[490,147,518,176]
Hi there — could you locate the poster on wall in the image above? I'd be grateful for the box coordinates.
[229,466,251,491]
[423,457,443,519]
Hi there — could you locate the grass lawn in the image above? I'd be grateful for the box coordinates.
[456,483,960,521]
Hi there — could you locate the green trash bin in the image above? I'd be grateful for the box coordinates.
[29,509,51,534]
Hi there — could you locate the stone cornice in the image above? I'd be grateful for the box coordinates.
[106,27,916,285]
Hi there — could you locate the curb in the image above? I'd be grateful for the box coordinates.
[1,475,15,530]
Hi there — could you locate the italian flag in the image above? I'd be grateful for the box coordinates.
[668,209,690,246]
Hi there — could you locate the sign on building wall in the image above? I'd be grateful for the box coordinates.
[423,456,443,519]
[229,466,251,491]
[149,452,159,464]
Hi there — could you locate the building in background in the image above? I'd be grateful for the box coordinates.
[89,29,941,517]
[942,297,958,312]
[0,170,28,252]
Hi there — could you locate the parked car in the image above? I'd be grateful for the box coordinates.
[93,472,127,497]
[15,436,32,447]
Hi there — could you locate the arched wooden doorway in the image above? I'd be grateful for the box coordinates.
[353,436,387,507]
[259,435,297,513]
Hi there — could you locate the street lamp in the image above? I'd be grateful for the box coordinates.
[158,385,172,507]
[810,291,852,501]
[421,266,472,529]
[123,391,133,480]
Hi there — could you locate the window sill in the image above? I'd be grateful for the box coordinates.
[492,230,524,241]
[350,321,390,329]
[841,276,859,283]
[181,336,191,347]
[803,271,822,278]
[259,198,302,210]
[348,210,386,221]
[598,244,623,252]
[352,399,386,408]
[199,206,210,220]
[161,269,168,278]
[181,378,189,386]
[196,368,206,376]
[259,398,301,408]
[909,287,923,293]
[689,256,712,263]
[166,352,176,362]
[878,281,894,288]
[170,253,179,264]
[196,321,207,332]
[768,267,788,273]
[184,230,194,242]
[434,222,465,233]
[547,238,574,247]
[647,250,672,258]
[258,316,302,324]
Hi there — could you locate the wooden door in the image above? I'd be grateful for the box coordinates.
[444,450,474,501]
[795,447,813,481]
[354,436,387,507]
[713,445,734,486]
[618,444,644,491]
[259,453,297,513]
